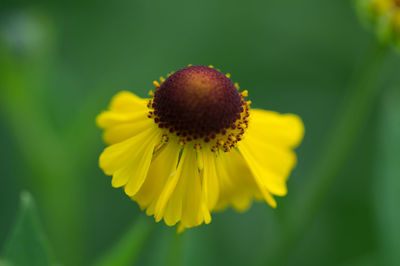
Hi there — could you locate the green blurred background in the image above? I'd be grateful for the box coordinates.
[1,0,399,265]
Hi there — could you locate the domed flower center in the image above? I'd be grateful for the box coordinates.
[148,65,250,152]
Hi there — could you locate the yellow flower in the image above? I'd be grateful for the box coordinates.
[357,0,400,46]
[96,65,304,231]
[372,0,398,13]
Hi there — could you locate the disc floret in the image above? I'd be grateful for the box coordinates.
[147,65,250,152]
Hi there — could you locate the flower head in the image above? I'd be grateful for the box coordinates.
[152,66,248,152]
[357,0,400,46]
[97,65,304,231]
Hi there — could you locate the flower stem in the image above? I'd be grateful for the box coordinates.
[166,231,185,266]
[266,40,389,265]
[94,215,155,266]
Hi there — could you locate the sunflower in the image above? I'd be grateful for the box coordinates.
[97,65,304,231]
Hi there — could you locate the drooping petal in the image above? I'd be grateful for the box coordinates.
[237,109,304,207]
[123,130,162,197]
[201,149,220,211]
[249,109,304,148]
[99,126,161,196]
[154,148,187,224]
[244,135,297,183]
[180,151,204,228]
[96,91,150,145]
[96,110,149,129]
[214,149,262,212]
[109,91,148,113]
[154,148,204,228]
[103,119,153,145]
[237,144,279,208]
[133,141,181,212]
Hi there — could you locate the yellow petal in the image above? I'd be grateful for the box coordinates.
[155,148,204,228]
[96,109,148,129]
[96,91,151,145]
[133,141,180,212]
[230,196,252,212]
[247,135,297,180]
[237,143,279,207]
[180,150,203,227]
[202,203,212,224]
[99,126,161,195]
[177,223,185,234]
[236,110,304,207]
[102,119,153,145]
[201,149,220,210]
[154,148,187,223]
[214,149,260,212]
[249,109,304,148]
[109,91,148,113]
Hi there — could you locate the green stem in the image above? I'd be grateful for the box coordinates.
[93,215,155,266]
[266,41,389,265]
[166,232,185,266]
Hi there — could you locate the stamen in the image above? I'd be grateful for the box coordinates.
[162,134,169,142]
[153,81,160,88]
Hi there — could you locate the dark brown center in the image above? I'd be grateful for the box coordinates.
[152,66,244,139]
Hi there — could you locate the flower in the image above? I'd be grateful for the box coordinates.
[97,65,304,231]
[356,0,400,46]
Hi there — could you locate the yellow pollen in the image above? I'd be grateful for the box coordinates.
[234,82,240,89]
[160,77,165,82]
[153,81,160,88]
[162,134,169,142]
[241,90,248,97]
[229,135,237,142]
[194,143,202,150]
[208,65,214,68]
[225,73,231,78]
[148,90,154,96]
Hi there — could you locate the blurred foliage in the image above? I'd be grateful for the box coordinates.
[0,0,400,266]
[94,215,154,266]
[1,192,53,266]
[375,87,400,266]
[355,0,400,49]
